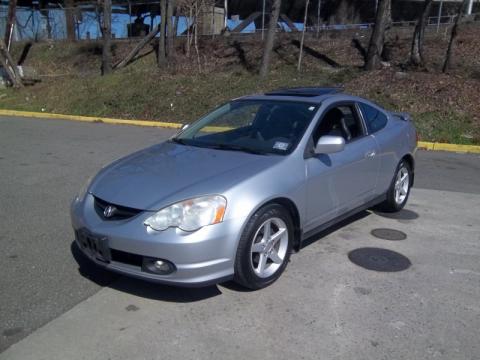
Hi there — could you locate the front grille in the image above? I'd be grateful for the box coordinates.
[93,196,143,220]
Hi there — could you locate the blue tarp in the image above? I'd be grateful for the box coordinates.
[1,5,305,41]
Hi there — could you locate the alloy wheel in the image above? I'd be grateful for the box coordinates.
[250,217,289,278]
[394,166,409,205]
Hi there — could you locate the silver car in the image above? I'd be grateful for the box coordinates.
[71,87,417,289]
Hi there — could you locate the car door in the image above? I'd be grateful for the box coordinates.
[356,101,395,196]
[303,103,381,232]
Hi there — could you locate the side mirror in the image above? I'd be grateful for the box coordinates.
[314,135,345,154]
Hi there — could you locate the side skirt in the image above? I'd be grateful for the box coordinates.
[298,194,387,249]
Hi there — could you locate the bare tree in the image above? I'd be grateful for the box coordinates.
[409,0,434,67]
[173,8,179,38]
[260,0,282,78]
[365,0,391,70]
[442,0,468,73]
[177,0,204,64]
[166,0,176,59]
[65,0,76,41]
[158,0,167,66]
[193,0,201,72]
[186,4,193,57]
[297,0,310,71]
[101,0,113,75]
[182,1,194,58]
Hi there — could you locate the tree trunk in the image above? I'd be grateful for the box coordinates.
[101,0,112,75]
[173,7,179,39]
[259,0,282,78]
[65,0,76,41]
[4,0,17,48]
[158,0,167,66]
[410,0,434,67]
[166,0,176,59]
[186,6,192,58]
[365,0,391,70]
[0,39,23,88]
[442,0,468,73]
[297,0,310,72]
[45,12,52,39]
[194,0,201,72]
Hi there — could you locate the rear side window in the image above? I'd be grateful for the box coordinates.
[358,102,388,133]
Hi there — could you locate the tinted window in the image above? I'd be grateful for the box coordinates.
[313,105,364,143]
[358,102,388,133]
[175,100,318,155]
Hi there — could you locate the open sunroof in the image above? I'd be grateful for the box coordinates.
[265,87,343,97]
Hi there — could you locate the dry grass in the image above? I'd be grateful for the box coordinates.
[2,22,479,144]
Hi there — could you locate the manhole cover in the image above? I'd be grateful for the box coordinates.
[348,247,411,272]
[371,228,407,241]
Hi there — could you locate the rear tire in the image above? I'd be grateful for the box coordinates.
[234,204,293,290]
[377,160,412,212]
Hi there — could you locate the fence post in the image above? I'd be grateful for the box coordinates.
[437,0,443,33]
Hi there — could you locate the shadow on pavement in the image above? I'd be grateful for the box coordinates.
[300,210,371,249]
[348,247,411,272]
[220,280,256,292]
[371,228,407,241]
[71,242,222,303]
[374,209,419,220]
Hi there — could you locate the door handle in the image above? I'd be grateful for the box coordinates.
[365,150,376,158]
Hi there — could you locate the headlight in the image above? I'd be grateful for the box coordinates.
[144,195,227,232]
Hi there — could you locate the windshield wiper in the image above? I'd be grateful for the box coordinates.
[206,143,268,155]
[171,139,268,155]
[170,138,188,145]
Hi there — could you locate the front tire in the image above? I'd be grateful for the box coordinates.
[234,204,293,290]
[378,160,412,212]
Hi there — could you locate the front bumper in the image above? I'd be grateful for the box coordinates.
[70,194,245,286]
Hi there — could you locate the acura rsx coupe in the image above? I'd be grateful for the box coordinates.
[71,87,417,289]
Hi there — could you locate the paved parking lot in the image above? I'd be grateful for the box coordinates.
[1,116,479,359]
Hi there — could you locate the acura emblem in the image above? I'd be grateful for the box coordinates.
[103,205,117,218]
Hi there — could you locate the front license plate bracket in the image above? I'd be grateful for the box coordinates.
[77,230,111,263]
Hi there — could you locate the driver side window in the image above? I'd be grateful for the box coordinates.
[313,105,364,144]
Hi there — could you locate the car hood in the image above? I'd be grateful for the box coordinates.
[89,141,283,210]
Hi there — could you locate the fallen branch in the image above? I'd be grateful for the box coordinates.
[113,24,161,69]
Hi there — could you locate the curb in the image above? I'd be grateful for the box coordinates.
[0,109,183,129]
[417,141,480,154]
[1,109,479,154]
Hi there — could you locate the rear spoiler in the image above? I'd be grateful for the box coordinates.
[390,112,412,122]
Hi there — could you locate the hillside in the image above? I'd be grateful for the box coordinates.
[1,23,479,144]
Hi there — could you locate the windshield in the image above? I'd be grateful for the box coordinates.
[173,100,319,155]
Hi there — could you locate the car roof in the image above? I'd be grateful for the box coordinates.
[236,87,377,107]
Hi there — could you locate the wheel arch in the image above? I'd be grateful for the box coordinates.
[261,197,302,252]
[401,153,415,187]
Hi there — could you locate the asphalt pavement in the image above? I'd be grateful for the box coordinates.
[0,116,479,358]
[0,116,176,352]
